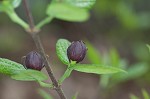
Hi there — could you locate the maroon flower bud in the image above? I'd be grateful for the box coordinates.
[67,40,87,63]
[24,51,44,71]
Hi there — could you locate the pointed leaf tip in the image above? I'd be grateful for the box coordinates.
[70,64,127,74]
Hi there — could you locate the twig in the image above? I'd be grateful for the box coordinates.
[23,0,34,30]
[22,0,67,99]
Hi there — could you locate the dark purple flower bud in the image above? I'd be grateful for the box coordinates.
[24,51,44,71]
[67,40,87,63]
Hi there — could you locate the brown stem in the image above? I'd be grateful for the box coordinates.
[22,0,66,99]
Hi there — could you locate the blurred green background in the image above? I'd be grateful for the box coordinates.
[0,0,150,99]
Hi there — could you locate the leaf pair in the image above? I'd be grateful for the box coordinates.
[56,39,127,76]
[0,58,47,82]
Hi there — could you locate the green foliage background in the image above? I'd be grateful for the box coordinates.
[0,0,150,99]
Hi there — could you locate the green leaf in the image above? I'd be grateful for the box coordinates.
[86,41,102,64]
[46,3,89,22]
[70,64,127,74]
[56,39,71,65]
[11,69,48,81]
[0,58,26,75]
[147,44,150,53]
[38,89,53,99]
[65,0,96,9]
[142,89,150,99]
[130,94,140,99]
